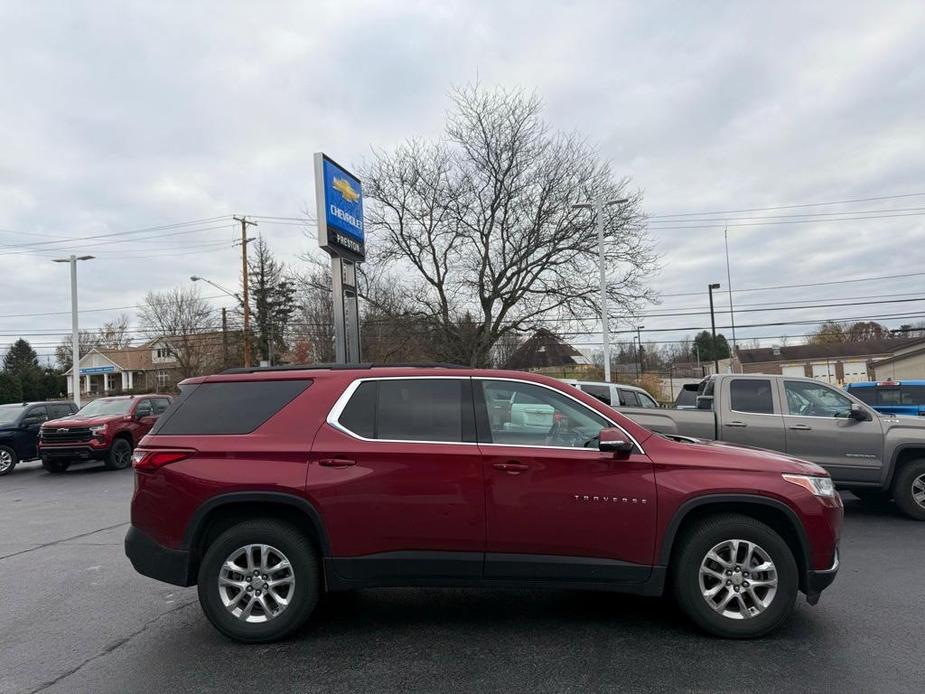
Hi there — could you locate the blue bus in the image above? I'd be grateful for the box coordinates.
[846,380,925,416]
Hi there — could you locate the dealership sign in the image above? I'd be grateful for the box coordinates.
[314,153,365,261]
[80,365,114,375]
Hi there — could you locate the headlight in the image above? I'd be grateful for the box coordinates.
[89,425,107,435]
[782,474,836,497]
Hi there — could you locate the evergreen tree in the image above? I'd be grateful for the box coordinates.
[248,236,296,363]
[3,338,39,375]
[691,330,731,362]
[0,372,23,405]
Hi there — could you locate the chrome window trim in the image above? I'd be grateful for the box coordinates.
[325,375,645,455]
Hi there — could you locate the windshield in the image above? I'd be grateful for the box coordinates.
[75,399,133,418]
[0,405,23,426]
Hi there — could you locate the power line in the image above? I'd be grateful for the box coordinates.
[647,192,925,219]
[659,270,925,298]
[647,210,925,230]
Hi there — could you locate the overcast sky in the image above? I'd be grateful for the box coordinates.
[1,1,924,364]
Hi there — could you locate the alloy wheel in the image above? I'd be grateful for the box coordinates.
[912,473,925,510]
[698,539,778,620]
[0,449,12,474]
[218,544,295,624]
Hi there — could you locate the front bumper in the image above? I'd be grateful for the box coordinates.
[39,443,110,462]
[124,526,195,587]
[805,547,839,605]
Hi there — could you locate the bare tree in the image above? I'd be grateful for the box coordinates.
[291,267,336,363]
[97,313,133,349]
[55,330,100,370]
[363,85,658,366]
[138,286,218,379]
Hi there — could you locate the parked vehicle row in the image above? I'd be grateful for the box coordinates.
[847,380,925,417]
[0,394,172,476]
[125,364,841,643]
[618,374,925,520]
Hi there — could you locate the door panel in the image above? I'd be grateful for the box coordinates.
[781,380,884,480]
[480,444,657,571]
[475,379,656,579]
[720,378,786,452]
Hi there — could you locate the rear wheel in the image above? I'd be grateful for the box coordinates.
[0,446,18,476]
[673,514,798,638]
[42,459,70,474]
[104,438,133,470]
[197,519,320,643]
[892,460,925,521]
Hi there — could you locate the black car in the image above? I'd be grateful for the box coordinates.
[0,401,78,476]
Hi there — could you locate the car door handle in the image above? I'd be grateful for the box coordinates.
[493,462,530,474]
[318,458,356,468]
[725,421,748,428]
[788,424,813,431]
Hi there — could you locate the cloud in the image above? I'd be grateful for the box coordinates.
[1,0,924,363]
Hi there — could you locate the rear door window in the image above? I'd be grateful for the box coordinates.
[336,379,471,443]
[582,385,612,406]
[730,379,775,415]
[619,390,640,407]
[152,380,311,435]
[152,398,171,415]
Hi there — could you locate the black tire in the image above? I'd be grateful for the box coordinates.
[0,445,18,476]
[892,459,925,521]
[672,513,798,638]
[104,437,133,470]
[197,519,320,643]
[42,459,70,474]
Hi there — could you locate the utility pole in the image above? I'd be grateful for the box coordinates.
[221,307,228,368]
[234,216,257,367]
[572,196,629,383]
[636,325,645,379]
[52,255,94,407]
[708,282,721,374]
[723,224,738,370]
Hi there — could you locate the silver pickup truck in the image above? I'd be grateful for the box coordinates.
[619,373,925,520]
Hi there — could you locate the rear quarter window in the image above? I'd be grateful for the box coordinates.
[151,380,311,435]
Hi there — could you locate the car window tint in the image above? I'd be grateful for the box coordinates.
[900,386,925,405]
[850,388,876,405]
[25,406,48,422]
[480,380,609,448]
[637,392,659,408]
[152,380,311,435]
[877,389,901,405]
[135,399,153,416]
[582,385,612,405]
[339,381,377,438]
[376,379,463,442]
[152,398,171,415]
[784,381,852,417]
[620,390,640,407]
[730,379,775,415]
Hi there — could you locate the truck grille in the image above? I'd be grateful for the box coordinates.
[42,427,92,444]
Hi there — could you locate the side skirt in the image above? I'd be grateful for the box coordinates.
[324,550,664,597]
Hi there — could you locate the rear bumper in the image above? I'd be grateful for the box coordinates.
[805,547,839,605]
[124,525,194,587]
[39,443,110,462]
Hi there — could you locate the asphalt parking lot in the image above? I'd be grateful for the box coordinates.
[1,461,923,694]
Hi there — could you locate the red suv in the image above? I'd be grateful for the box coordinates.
[39,394,172,473]
[125,365,842,642]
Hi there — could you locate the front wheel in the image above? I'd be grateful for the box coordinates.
[673,514,798,638]
[892,460,925,521]
[0,446,18,476]
[104,438,133,470]
[197,519,320,643]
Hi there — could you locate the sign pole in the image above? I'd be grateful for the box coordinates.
[315,152,365,364]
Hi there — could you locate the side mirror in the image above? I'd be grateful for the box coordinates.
[848,403,871,422]
[598,427,635,455]
[696,395,714,411]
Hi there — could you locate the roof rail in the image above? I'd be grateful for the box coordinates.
[221,362,468,374]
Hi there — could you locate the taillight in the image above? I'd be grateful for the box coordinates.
[131,448,195,472]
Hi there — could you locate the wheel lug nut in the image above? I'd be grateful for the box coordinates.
[734,586,740,592]
[263,583,268,589]
[246,585,253,591]
[256,590,262,596]
[246,577,251,582]
[743,581,749,587]
[262,575,268,580]
[726,571,732,576]
[726,580,731,585]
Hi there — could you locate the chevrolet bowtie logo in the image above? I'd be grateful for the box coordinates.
[332,177,360,203]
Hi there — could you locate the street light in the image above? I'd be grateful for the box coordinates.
[52,255,94,407]
[190,275,240,300]
[573,196,629,383]
[708,282,721,374]
[636,325,645,379]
